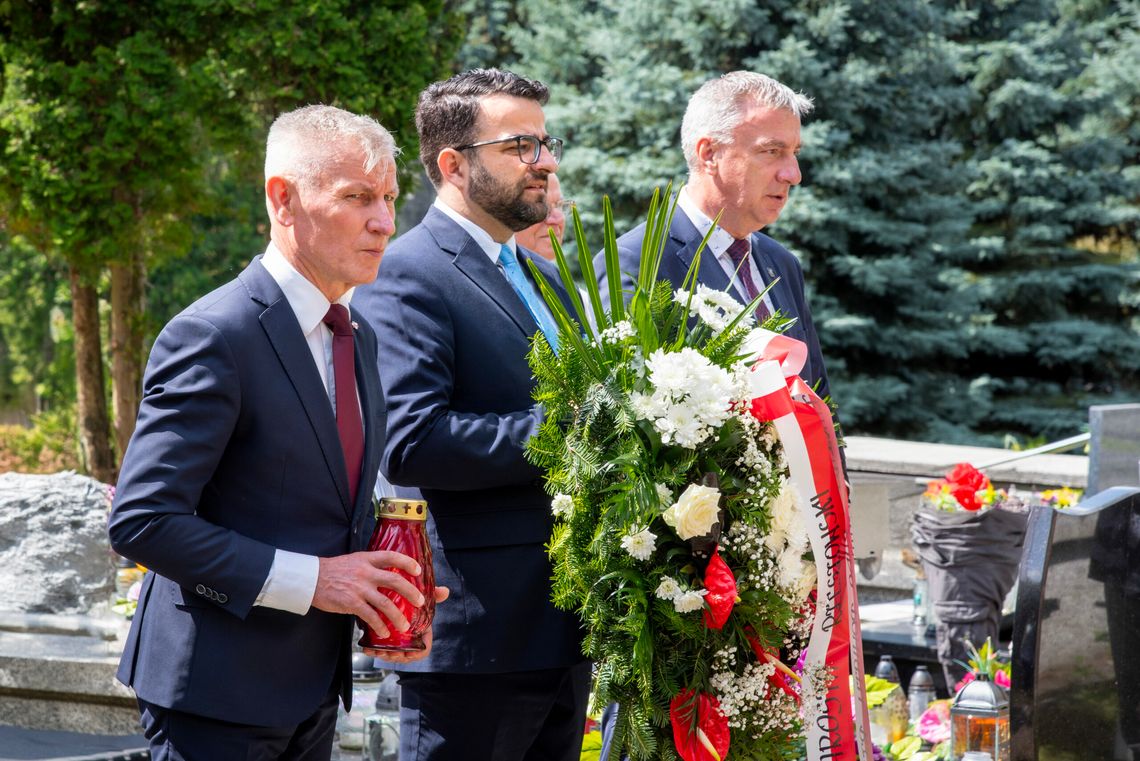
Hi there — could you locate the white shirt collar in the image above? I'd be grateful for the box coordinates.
[433,197,517,262]
[261,242,352,336]
[677,187,745,258]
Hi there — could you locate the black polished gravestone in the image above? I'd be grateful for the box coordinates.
[1011,486,1140,761]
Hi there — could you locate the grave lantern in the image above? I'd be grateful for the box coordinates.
[950,673,1010,761]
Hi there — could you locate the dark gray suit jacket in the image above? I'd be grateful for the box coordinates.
[109,257,384,726]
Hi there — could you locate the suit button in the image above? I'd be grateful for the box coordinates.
[217,593,228,604]
[195,583,206,595]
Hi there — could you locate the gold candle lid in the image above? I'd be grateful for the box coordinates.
[376,497,429,521]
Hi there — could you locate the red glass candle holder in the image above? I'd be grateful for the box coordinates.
[358,497,435,652]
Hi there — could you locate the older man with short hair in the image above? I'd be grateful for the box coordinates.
[599,70,831,400]
[110,105,443,761]
[515,173,569,260]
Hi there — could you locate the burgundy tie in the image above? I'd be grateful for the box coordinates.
[323,304,364,503]
[725,238,771,320]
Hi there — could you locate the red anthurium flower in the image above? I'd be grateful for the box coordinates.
[702,549,737,630]
[670,690,730,761]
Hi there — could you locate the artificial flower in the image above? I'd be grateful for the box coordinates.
[916,700,951,744]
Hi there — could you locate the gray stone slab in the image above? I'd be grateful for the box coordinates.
[1088,403,1140,493]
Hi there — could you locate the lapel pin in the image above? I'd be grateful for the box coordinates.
[767,267,777,280]
[351,321,359,330]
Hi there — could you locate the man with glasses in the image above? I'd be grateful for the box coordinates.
[516,173,571,260]
[353,69,587,761]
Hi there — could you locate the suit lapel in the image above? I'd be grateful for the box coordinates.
[241,260,353,513]
[669,214,732,295]
[749,234,794,320]
[425,208,540,341]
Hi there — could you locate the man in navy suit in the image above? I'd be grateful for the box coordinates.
[595,72,836,761]
[598,71,832,401]
[353,69,588,761]
[109,105,443,761]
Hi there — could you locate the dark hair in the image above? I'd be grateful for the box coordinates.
[416,68,550,187]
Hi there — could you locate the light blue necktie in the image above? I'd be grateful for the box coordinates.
[498,244,560,353]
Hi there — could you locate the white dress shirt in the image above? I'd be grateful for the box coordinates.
[677,188,775,316]
[254,243,356,615]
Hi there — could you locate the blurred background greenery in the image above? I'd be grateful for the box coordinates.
[1,0,1135,478]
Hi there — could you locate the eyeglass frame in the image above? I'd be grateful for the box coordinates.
[455,134,564,165]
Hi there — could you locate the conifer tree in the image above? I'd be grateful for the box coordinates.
[505,0,1138,444]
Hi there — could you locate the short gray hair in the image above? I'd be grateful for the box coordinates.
[680,71,814,173]
[265,105,398,187]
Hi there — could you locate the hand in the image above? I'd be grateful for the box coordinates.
[364,586,450,663]
[311,551,426,639]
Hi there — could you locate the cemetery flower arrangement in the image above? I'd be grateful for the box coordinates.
[924,463,1082,514]
[524,190,829,759]
[923,463,1004,513]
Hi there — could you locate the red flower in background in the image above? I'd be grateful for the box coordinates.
[945,463,989,511]
[702,549,738,630]
[670,690,730,761]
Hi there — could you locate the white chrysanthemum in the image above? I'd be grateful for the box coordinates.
[673,589,708,613]
[655,576,682,600]
[793,559,817,602]
[551,493,574,518]
[634,348,735,449]
[777,546,807,591]
[655,483,673,507]
[769,480,801,536]
[620,525,656,561]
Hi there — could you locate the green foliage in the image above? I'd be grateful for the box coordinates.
[0,1,462,435]
[526,188,811,758]
[0,406,80,473]
[504,0,1139,445]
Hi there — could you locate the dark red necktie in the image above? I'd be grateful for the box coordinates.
[725,238,771,320]
[323,304,364,502]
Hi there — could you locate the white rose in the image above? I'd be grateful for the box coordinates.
[663,483,722,540]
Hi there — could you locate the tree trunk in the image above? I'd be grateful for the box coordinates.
[69,266,116,483]
[110,254,145,457]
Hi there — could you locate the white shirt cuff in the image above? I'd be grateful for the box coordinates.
[255,549,319,615]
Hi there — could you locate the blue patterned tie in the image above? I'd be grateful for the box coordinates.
[498,244,560,352]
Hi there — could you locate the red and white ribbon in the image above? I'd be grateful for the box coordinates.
[746,329,871,761]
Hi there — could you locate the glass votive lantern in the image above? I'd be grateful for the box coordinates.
[950,673,1010,761]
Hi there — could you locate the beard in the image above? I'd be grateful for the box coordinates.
[468,157,548,232]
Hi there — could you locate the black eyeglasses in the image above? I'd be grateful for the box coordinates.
[456,134,564,165]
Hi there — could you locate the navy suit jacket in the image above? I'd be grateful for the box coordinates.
[352,206,585,674]
[109,258,384,727]
[596,210,832,402]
